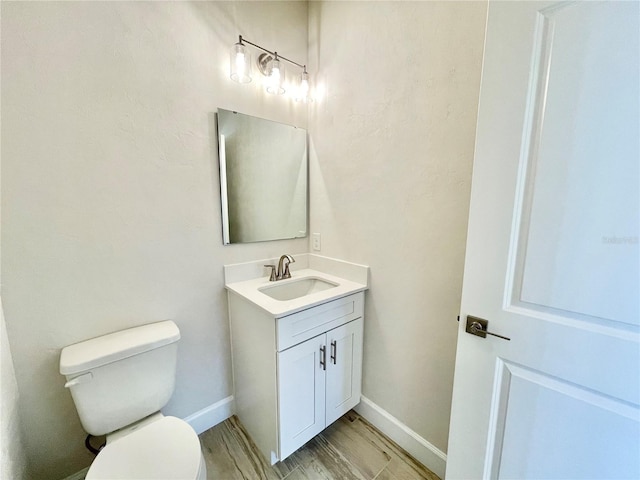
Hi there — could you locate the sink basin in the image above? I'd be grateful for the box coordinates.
[259,277,339,301]
[225,263,369,317]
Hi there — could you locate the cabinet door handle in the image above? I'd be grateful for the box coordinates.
[330,340,337,364]
[320,345,326,370]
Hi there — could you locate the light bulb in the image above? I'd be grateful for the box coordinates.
[236,51,245,71]
[295,71,313,103]
[266,57,285,95]
[230,43,251,83]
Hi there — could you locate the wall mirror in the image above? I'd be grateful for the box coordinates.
[217,109,308,244]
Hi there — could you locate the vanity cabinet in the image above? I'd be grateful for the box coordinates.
[228,291,364,464]
[278,317,363,459]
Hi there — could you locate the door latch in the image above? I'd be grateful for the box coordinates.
[466,315,510,341]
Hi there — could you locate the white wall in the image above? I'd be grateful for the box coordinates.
[308,1,487,454]
[0,2,308,478]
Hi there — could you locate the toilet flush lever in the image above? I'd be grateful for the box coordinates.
[64,372,93,388]
[466,315,510,341]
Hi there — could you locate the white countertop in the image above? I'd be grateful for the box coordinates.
[225,268,368,317]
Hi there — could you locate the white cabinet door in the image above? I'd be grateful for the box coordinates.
[278,334,326,460]
[325,318,363,426]
[447,1,639,478]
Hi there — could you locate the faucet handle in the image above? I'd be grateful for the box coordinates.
[264,265,277,282]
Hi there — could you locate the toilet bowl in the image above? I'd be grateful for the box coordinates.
[60,321,206,480]
[86,414,205,480]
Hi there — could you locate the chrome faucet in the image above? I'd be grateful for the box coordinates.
[264,254,295,281]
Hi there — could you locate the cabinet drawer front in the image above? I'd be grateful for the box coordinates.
[277,293,363,351]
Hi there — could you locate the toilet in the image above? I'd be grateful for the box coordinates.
[59,321,206,479]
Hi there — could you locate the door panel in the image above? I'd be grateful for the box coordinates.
[494,362,639,479]
[278,334,326,460]
[325,318,363,426]
[447,1,639,479]
[513,1,639,326]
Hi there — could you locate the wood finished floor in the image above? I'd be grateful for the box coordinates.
[199,410,441,480]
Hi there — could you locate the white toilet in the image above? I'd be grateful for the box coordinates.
[59,321,207,479]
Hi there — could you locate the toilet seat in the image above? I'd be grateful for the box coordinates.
[86,416,204,479]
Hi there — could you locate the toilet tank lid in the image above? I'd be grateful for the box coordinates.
[60,321,180,375]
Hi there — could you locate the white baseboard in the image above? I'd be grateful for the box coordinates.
[354,395,447,479]
[184,395,235,435]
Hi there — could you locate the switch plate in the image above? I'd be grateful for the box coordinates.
[312,233,321,251]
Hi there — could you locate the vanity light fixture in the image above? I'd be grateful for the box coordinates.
[230,41,252,83]
[296,70,311,103]
[264,54,285,95]
[230,35,313,101]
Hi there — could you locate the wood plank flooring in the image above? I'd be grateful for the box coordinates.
[199,410,441,480]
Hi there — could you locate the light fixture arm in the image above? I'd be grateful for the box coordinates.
[238,35,307,72]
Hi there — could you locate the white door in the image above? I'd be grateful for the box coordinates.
[326,318,364,425]
[278,334,326,460]
[447,1,639,479]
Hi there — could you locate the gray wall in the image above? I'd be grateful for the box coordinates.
[308,1,487,453]
[1,2,308,478]
[1,300,27,479]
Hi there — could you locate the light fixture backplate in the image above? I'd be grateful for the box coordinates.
[257,53,274,76]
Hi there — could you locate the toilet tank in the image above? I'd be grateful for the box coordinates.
[60,321,181,436]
